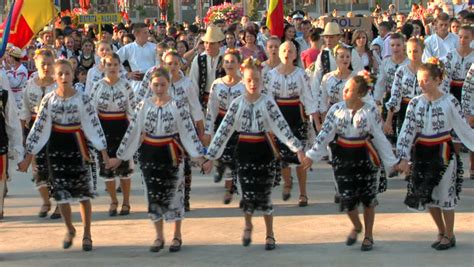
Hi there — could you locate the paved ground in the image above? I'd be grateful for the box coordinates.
[0,154,473,267]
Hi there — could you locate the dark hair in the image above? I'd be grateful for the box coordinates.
[122,33,135,43]
[244,29,257,45]
[379,21,392,31]
[309,29,320,42]
[76,66,87,76]
[157,41,169,50]
[411,20,426,37]
[176,40,189,52]
[390,32,406,41]
[436,12,450,22]
[419,60,444,80]
[301,20,312,26]
[188,24,199,34]
[400,23,413,40]
[133,22,148,32]
[351,76,370,96]
[150,67,171,83]
[224,49,242,63]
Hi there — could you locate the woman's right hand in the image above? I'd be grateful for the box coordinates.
[17,154,33,172]
[383,119,393,135]
[108,158,123,170]
[396,159,410,175]
[201,134,211,147]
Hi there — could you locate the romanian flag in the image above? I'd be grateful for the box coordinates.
[266,0,284,38]
[0,0,56,49]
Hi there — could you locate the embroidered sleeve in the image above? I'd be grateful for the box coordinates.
[81,94,107,151]
[125,81,136,117]
[134,67,153,106]
[385,68,404,112]
[175,100,205,158]
[448,96,474,151]
[204,82,219,135]
[462,65,474,116]
[25,94,52,155]
[206,99,239,160]
[299,70,317,115]
[305,103,338,161]
[5,89,24,156]
[265,98,303,152]
[318,74,330,113]
[369,106,399,168]
[20,85,31,121]
[185,79,204,121]
[396,99,419,160]
[374,63,387,102]
[117,101,146,160]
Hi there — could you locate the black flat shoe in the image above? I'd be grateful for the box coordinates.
[435,236,456,250]
[282,179,293,201]
[265,236,276,251]
[223,190,233,205]
[169,237,182,252]
[50,206,61,220]
[431,233,445,248]
[109,202,118,217]
[82,237,93,251]
[346,228,362,246]
[334,193,341,204]
[149,239,164,252]
[298,195,308,207]
[242,227,252,247]
[63,230,76,249]
[119,204,130,216]
[361,237,374,251]
[38,204,51,218]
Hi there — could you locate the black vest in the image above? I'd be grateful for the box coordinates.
[0,89,9,150]
[197,54,225,108]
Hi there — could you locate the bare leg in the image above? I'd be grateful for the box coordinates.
[347,208,363,239]
[296,166,308,199]
[120,178,131,206]
[362,206,375,245]
[243,213,253,243]
[59,203,75,233]
[105,180,118,204]
[0,178,6,217]
[263,214,274,237]
[153,220,164,241]
[281,167,292,199]
[79,200,92,239]
[38,186,51,206]
[442,210,455,243]
[172,220,182,246]
[429,207,446,242]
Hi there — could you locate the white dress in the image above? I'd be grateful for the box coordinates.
[461,63,474,116]
[373,57,410,103]
[204,78,245,135]
[396,93,474,210]
[306,102,398,211]
[116,98,204,222]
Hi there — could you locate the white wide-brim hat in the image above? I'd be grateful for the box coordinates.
[321,22,342,36]
[201,25,225,43]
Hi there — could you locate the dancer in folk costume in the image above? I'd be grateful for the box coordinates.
[263,41,317,207]
[18,60,109,251]
[384,37,424,136]
[373,33,410,143]
[206,58,308,250]
[261,36,281,79]
[162,50,205,211]
[4,46,28,111]
[303,74,400,251]
[20,48,60,219]
[462,63,474,179]
[109,68,211,253]
[0,67,23,220]
[397,58,474,250]
[89,53,135,216]
[202,49,245,204]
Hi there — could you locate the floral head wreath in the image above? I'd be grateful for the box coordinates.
[332,43,349,57]
[357,70,375,90]
[34,47,55,59]
[161,48,180,61]
[241,56,262,72]
[426,57,445,78]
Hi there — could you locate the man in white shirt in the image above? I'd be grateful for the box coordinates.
[371,21,393,59]
[423,12,459,62]
[189,25,226,109]
[312,22,363,90]
[117,23,156,93]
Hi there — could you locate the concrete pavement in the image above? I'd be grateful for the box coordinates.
[0,154,473,267]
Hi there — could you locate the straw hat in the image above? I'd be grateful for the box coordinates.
[8,46,23,59]
[40,26,53,35]
[201,25,225,43]
[321,22,341,36]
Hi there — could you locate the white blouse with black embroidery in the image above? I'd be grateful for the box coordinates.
[443,49,474,94]
[25,91,107,155]
[461,64,474,115]
[305,102,398,170]
[374,57,410,102]
[263,67,317,115]
[206,94,303,160]
[85,64,128,95]
[385,65,422,112]
[316,70,356,113]
[396,93,474,160]
[204,78,245,135]
[20,77,57,122]
[116,98,205,161]
[89,78,135,117]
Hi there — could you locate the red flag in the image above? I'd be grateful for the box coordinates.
[266,0,284,38]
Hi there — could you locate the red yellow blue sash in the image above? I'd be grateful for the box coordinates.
[217,108,227,118]
[402,97,411,104]
[143,134,185,166]
[98,110,127,121]
[52,123,91,162]
[239,132,280,159]
[450,80,464,88]
[0,154,7,181]
[275,96,308,122]
[415,132,452,165]
[336,136,381,167]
